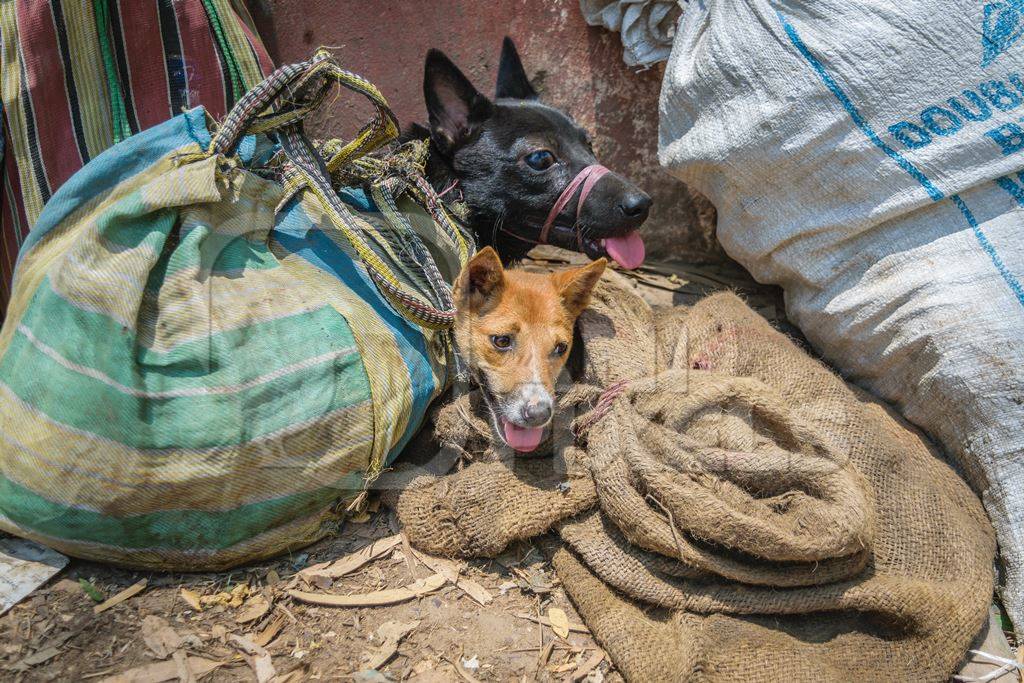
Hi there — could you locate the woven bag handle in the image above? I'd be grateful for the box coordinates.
[211,51,458,330]
[276,125,459,329]
[211,49,398,160]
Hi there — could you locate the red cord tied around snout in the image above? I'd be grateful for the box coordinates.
[540,164,610,247]
[499,164,610,248]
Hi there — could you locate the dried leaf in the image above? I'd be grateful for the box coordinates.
[538,641,555,669]
[97,656,222,683]
[377,619,419,642]
[412,660,435,675]
[228,634,275,683]
[288,574,445,607]
[571,650,605,681]
[171,651,194,683]
[548,608,570,639]
[227,633,263,656]
[79,578,105,603]
[94,579,147,615]
[250,654,275,683]
[410,550,493,606]
[511,567,554,595]
[235,595,270,624]
[180,588,202,612]
[310,574,332,590]
[210,625,227,643]
[141,616,183,660]
[513,612,589,634]
[400,533,419,575]
[364,620,418,670]
[298,535,401,581]
[181,634,204,649]
[266,569,281,586]
[253,613,287,648]
[447,659,482,683]
[9,645,60,671]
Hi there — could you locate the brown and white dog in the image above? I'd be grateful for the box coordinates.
[452,247,606,453]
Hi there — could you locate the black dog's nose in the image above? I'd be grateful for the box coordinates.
[521,400,552,425]
[618,191,652,220]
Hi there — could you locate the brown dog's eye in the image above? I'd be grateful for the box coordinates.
[491,334,513,350]
[553,341,568,356]
[524,150,555,171]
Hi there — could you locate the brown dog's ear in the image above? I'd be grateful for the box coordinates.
[424,49,494,154]
[554,258,606,319]
[496,37,538,100]
[455,247,505,309]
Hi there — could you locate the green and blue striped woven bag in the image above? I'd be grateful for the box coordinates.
[0,51,471,570]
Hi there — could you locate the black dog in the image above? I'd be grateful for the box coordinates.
[407,38,651,268]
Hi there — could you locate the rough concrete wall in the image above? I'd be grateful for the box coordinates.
[247,0,721,262]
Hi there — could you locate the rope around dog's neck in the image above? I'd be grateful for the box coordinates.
[571,378,631,438]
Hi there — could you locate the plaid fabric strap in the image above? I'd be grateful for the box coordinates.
[279,125,458,329]
[212,50,460,330]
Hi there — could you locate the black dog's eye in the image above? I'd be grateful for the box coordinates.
[491,334,514,351]
[553,341,568,356]
[524,150,556,171]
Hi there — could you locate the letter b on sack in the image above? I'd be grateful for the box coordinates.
[986,123,1024,156]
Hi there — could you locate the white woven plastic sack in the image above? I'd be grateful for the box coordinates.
[580,0,682,68]
[660,0,1024,624]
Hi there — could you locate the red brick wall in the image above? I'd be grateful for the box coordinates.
[247,0,720,261]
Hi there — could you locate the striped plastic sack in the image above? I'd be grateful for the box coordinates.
[0,51,471,570]
[0,0,274,314]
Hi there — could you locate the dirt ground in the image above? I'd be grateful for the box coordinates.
[3,253,1018,683]
[0,253,785,683]
[0,243,1017,683]
[20,252,1013,682]
[1,503,620,682]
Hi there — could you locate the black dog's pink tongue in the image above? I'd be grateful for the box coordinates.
[602,231,645,269]
[502,420,545,453]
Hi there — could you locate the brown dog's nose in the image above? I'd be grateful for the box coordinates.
[618,191,652,220]
[521,399,552,426]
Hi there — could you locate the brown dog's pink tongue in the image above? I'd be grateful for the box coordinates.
[602,231,645,269]
[502,420,545,453]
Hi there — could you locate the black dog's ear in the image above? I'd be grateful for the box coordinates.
[496,37,537,100]
[424,49,494,154]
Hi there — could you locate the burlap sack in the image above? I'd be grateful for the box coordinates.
[390,277,995,682]
[384,390,597,557]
